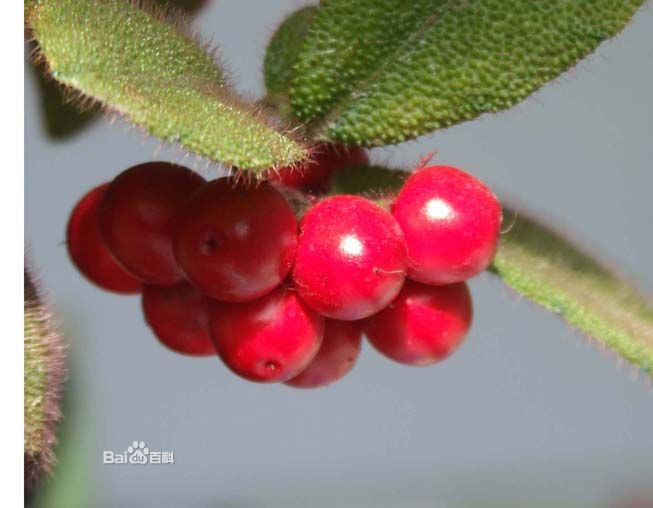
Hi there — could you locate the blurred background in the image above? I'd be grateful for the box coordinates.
[25,1,653,507]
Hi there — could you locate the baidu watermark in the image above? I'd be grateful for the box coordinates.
[103,441,174,465]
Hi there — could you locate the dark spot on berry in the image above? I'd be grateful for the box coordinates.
[200,233,219,255]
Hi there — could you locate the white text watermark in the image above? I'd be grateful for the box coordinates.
[103,441,174,465]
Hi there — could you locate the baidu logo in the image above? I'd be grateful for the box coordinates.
[103,441,174,465]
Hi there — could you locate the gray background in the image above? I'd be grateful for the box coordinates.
[25,2,653,507]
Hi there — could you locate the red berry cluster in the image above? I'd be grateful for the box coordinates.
[67,147,501,388]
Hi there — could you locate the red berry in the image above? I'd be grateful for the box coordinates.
[364,280,472,366]
[285,319,363,389]
[99,162,205,285]
[67,184,141,294]
[141,283,214,356]
[208,286,324,383]
[174,178,297,302]
[392,165,501,285]
[292,195,407,321]
[267,144,368,193]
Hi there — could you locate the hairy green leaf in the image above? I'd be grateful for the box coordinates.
[491,210,653,376]
[31,355,94,508]
[27,0,307,170]
[26,1,204,140]
[264,6,319,99]
[25,267,65,488]
[290,0,645,146]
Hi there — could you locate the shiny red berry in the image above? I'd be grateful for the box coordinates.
[66,184,141,294]
[292,195,407,321]
[141,283,214,356]
[392,165,501,285]
[285,319,363,389]
[208,286,324,383]
[364,280,472,366]
[173,178,297,302]
[267,144,368,193]
[99,162,205,285]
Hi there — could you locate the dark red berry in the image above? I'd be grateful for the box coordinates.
[292,195,407,321]
[267,144,368,193]
[99,162,205,285]
[208,286,324,383]
[364,280,472,366]
[285,319,363,389]
[174,178,297,302]
[67,184,141,294]
[392,165,501,285]
[141,283,214,356]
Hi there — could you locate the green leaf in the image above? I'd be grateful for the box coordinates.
[289,0,645,146]
[25,267,65,488]
[27,0,307,170]
[264,6,319,100]
[329,164,407,196]
[491,209,653,376]
[26,1,204,141]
